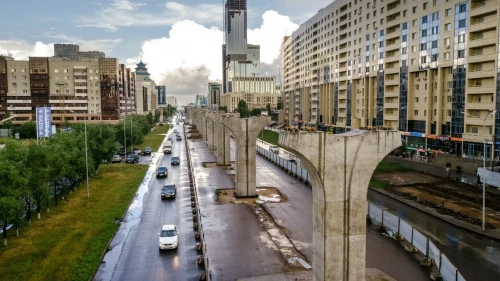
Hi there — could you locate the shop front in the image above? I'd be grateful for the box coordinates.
[426,135,462,156]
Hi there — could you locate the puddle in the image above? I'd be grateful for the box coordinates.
[94,142,163,281]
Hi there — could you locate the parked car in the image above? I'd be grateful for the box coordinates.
[269,145,279,154]
[119,147,126,155]
[171,156,180,166]
[133,148,141,155]
[161,183,176,199]
[144,147,152,155]
[125,153,139,164]
[156,166,168,178]
[111,155,122,163]
[158,224,178,250]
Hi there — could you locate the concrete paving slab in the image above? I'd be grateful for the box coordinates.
[235,268,396,281]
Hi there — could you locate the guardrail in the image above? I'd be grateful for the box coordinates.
[256,139,466,281]
[184,125,211,281]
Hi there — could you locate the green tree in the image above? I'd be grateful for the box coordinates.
[25,143,51,220]
[18,121,37,139]
[277,99,283,110]
[237,100,249,118]
[0,196,24,246]
[219,106,228,113]
[86,123,117,171]
[250,108,262,116]
[266,104,272,116]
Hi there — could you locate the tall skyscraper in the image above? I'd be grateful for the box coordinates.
[222,0,260,93]
[156,85,167,105]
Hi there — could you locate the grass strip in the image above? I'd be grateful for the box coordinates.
[0,164,148,281]
[257,129,279,146]
[137,134,165,152]
[374,161,412,173]
[151,124,169,135]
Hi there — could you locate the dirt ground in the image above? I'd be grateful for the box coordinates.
[373,171,500,229]
[216,187,287,205]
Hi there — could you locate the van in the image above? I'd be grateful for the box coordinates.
[163,141,173,154]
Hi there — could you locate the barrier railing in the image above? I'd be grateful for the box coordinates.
[184,126,211,281]
[256,140,466,281]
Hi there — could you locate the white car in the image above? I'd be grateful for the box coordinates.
[158,224,178,250]
[269,145,279,154]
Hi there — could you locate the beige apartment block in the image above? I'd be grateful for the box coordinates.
[221,92,280,113]
[281,0,500,159]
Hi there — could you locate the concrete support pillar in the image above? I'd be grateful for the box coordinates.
[279,130,401,281]
[216,124,231,166]
[206,118,215,150]
[221,116,271,197]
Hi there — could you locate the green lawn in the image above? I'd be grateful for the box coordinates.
[151,124,169,134]
[137,134,165,152]
[0,164,148,281]
[374,161,411,173]
[257,129,279,146]
[369,179,387,189]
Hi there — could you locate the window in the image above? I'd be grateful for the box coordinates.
[412,45,417,52]
[432,26,439,34]
[433,0,438,6]
[23,89,28,94]
[402,35,408,42]
[54,69,59,73]
[423,2,428,9]
[23,75,27,79]
[431,54,438,62]
[12,82,17,87]
[412,32,416,39]
[422,16,428,24]
[471,127,478,134]
[416,84,420,90]
[11,75,16,79]
[444,38,450,45]
[445,8,452,16]
[447,109,452,116]
[424,110,427,116]
[64,69,68,73]
[421,56,427,63]
[21,68,25,72]
[457,50,465,58]
[402,47,407,54]
[445,23,451,31]
[412,19,418,26]
[421,29,427,37]
[411,58,416,65]
[414,110,419,116]
[402,22,408,30]
[379,41,384,47]
[447,81,453,88]
[458,34,465,43]
[413,6,417,13]
[420,43,427,50]
[431,40,438,48]
[458,19,466,28]
[415,97,420,103]
[403,10,408,17]
[445,52,450,60]
[447,96,452,102]
[459,3,466,13]
[22,83,27,87]
[432,12,439,20]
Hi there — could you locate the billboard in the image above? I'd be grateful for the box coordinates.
[36,106,52,138]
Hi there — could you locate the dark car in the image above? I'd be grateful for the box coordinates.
[156,166,168,178]
[144,147,152,155]
[119,147,126,155]
[125,153,139,164]
[111,154,122,163]
[167,137,173,142]
[171,156,180,166]
[161,184,176,199]
[176,136,182,141]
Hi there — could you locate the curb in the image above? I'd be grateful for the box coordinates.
[369,187,500,241]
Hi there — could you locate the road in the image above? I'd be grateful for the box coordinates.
[94,117,201,281]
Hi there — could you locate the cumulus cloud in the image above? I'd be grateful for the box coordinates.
[0,40,54,60]
[77,1,222,32]
[128,10,297,104]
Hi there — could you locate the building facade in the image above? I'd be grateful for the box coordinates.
[166,96,178,107]
[194,94,208,108]
[156,85,167,105]
[208,82,222,109]
[0,55,138,124]
[134,60,157,115]
[54,44,80,61]
[220,92,280,113]
[281,0,500,159]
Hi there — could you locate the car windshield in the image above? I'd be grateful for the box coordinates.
[160,230,176,237]
[145,147,151,151]
[127,154,135,158]
[113,155,120,158]
[172,157,179,161]
[157,167,167,172]
[163,185,175,190]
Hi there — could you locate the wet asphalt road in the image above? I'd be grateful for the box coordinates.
[94,119,201,281]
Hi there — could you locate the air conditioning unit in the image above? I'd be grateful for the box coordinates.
[445,45,450,49]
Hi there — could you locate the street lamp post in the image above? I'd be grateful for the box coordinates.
[463,109,496,231]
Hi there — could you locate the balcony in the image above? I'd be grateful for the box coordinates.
[385,90,399,97]
[466,101,497,111]
[468,36,496,48]
[468,85,495,94]
[385,78,399,86]
[468,53,496,63]
[384,114,399,121]
[469,20,498,33]
[385,54,400,63]
[385,66,400,74]
[467,69,496,79]
[462,132,492,143]
[386,39,401,51]
[470,0,498,17]
[384,102,399,109]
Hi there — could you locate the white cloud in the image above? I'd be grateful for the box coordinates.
[0,40,54,60]
[77,1,222,32]
[111,0,146,10]
[128,10,298,104]
[43,33,122,54]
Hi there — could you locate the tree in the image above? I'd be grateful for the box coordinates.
[266,104,272,116]
[0,196,24,246]
[237,100,249,118]
[219,106,228,113]
[25,143,51,220]
[18,121,37,139]
[250,108,262,116]
[277,99,283,110]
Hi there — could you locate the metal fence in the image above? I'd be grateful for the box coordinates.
[256,140,466,281]
[185,128,211,281]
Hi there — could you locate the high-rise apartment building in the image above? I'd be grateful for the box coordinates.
[166,96,178,107]
[222,0,261,93]
[156,85,167,105]
[54,44,80,61]
[0,55,138,124]
[281,0,500,160]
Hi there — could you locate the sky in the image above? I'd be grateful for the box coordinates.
[0,0,331,105]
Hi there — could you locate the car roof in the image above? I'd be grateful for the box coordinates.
[171,156,180,159]
[161,224,176,231]
[163,183,175,187]
[145,147,151,149]
[157,166,167,170]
